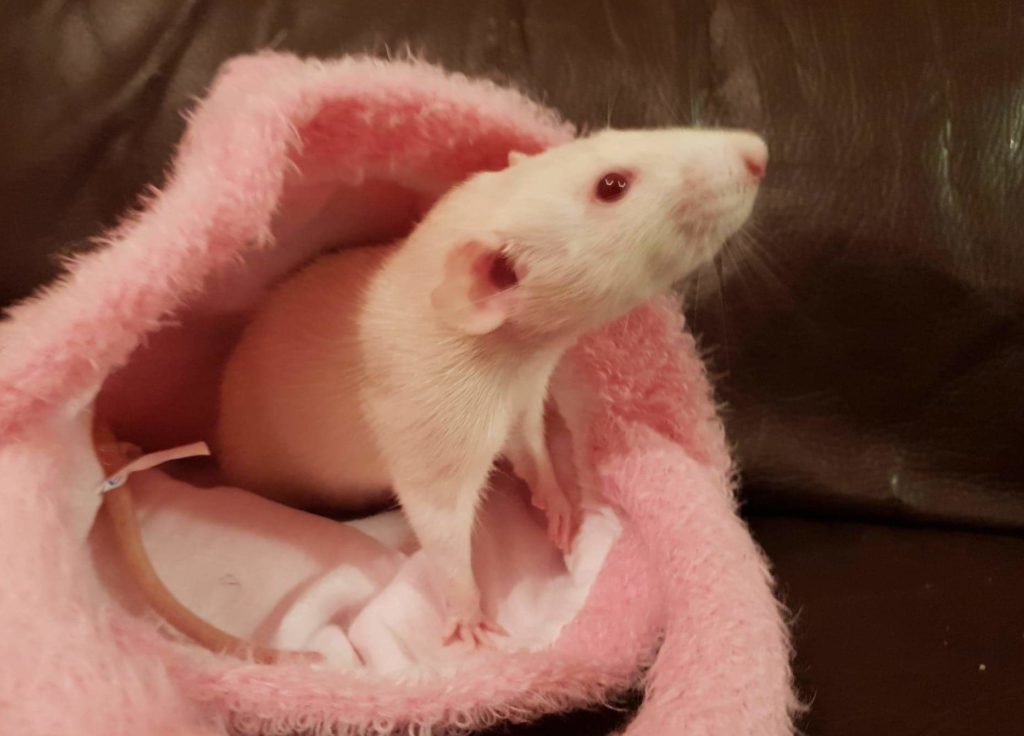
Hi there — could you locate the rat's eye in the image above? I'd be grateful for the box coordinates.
[595,171,630,202]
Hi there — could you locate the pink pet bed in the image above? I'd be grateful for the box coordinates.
[0,53,795,735]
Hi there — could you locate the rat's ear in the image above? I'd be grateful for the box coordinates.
[507,150,530,167]
[430,240,520,334]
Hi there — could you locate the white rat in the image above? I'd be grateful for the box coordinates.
[217,127,767,646]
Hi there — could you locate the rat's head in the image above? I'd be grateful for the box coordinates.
[426,127,767,338]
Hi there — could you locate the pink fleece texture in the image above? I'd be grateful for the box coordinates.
[0,52,795,735]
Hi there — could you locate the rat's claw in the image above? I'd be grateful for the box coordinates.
[481,620,509,637]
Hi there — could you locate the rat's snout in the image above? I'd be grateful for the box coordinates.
[669,129,767,246]
[731,132,768,181]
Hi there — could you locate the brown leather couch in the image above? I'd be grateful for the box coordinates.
[3,2,1022,734]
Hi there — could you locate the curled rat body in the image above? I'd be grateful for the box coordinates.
[218,128,767,644]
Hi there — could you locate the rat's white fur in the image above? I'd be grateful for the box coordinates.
[217,127,766,641]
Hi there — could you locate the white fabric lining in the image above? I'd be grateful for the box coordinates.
[126,465,620,677]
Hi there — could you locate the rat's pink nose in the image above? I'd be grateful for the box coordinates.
[744,153,766,179]
[733,133,768,180]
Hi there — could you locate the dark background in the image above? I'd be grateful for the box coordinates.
[2,2,1022,734]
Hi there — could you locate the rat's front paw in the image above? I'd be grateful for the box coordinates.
[442,610,508,648]
[531,482,578,552]
[440,588,507,648]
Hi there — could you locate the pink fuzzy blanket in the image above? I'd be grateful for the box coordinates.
[0,53,795,735]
